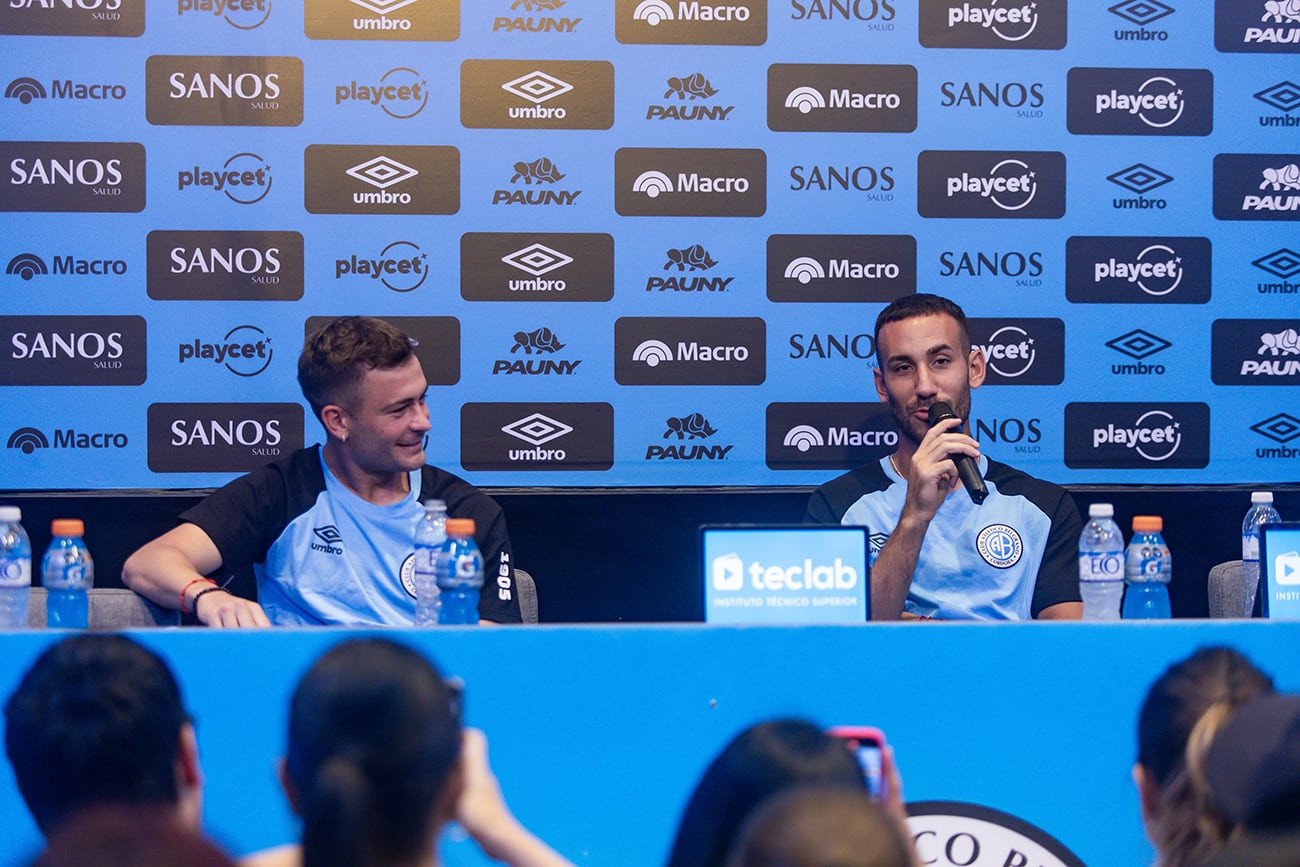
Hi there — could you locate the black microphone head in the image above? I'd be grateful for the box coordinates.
[928,401,956,427]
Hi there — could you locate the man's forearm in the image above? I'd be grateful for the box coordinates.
[121,544,208,610]
[870,511,931,620]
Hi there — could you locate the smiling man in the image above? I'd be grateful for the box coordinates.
[124,316,520,626]
[806,294,1082,621]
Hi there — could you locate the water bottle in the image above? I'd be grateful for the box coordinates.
[0,507,32,630]
[1242,491,1281,619]
[1078,503,1125,621]
[412,499,447,627]
[41,519,94,629]
[1123,515,1171,620]
[436,518,483,626]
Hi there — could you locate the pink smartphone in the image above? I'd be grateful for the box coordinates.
[827,725,887,799]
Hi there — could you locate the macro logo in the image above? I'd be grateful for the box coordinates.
[647,72,734,121]
[1255,80,1300,129]
[147,402,304,473]
[5,250,128,281]
[768,64,917,132]
[461,60,614,130]
[918,0,1067,50]
[304,145,459,215]
[1065,236,1211,304]
[1251,412,1300,459]
[647,244,735,293]
[1213,153,1300,221]
[1067,68,1212,136]
[334,67,429,119]
[765,403,898,470]
[0,315,146,386]
[178,325,273,377]
[616,0,767,45]
[1110,0,1173,40]
[1214,0,1300,53]
[461,233,614,302]
[4,76,126,104]
[616,317,765,385]
[2,141,145,213]
[937,248,1044,286]
[177,152,272,205]
[1107,162,1173,210]
[967,318,1064,385]
[646,412,734,461]
[146,56,303,126]
[1106,328,1172,376]
[1064,402,1209,469]
[1212,319,1300,384]
[178,0,271,30]
[766,234,916,303]
[461,403,614,471]
[493,0,583,34]
[147,230,305,301]
[0,0,144,37]
[492,327,581,376]
[1253,247,1300,296]
[616,148,766,217]
[305,0,459,41]
[335,240,428,293]
[306,315,460,386]
[938,79,1045,119]
[491,157,581,206]
[7,426,127,455]
[917,150,1066,219]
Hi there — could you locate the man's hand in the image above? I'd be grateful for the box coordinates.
[901,416,980,521]
[193,589,271,628]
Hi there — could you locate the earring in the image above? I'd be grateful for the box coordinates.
[340,433,348,444]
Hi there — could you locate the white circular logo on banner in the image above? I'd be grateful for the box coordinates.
[906,801,1085,867]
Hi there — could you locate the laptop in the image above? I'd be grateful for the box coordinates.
[1261,522,1300,619]
[700,524,870,624]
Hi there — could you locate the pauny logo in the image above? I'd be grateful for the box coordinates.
[335,241,428,292]
[648,72,732,120]
[646,412,732,460]
[492,327,580,375]
[648,245,731,292]
[492,157,580,206]
[178,0,272,30]
[335,67,429,118]
[177,152,272,205]
[1216,0,1300,52]
[178,325,273,377]
[493,0,581,33]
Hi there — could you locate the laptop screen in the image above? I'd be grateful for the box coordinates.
[700,524,870,624]
[1261,522,1300,619]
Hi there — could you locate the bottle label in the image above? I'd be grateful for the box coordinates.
[1079,551,1123,583]
[0,558,30,588]
[1242,535,1260,562]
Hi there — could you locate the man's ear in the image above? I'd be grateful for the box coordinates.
[277,758,302,817]
[174,722,204,830]
[1133,762,1160,824]
[873,365,888,402]
[967,346,986,389]
[320,404,348,442]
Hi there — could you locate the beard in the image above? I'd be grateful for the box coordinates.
[887,389,972,448]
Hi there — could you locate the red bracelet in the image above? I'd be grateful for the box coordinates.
[180,577,217,614]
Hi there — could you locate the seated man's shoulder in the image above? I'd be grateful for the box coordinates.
[984,458,1076,514]
[807,461,891,522]
[420,464,502,515]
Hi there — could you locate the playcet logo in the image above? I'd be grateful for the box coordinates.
[967,318,1065,385]
[917,0,1066,50]
[917,150,1066,219]
[1064,402,1209,469]
[334,67,429,118]
[177,0,272,30]
[1067,67,1213,136]
[1065,236,1210,304]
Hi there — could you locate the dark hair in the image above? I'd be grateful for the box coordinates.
[3,635,189,834]
[1137,646,1275,867]
[297,316,418,422]
[30,805,234,867]
[725,784,911,867]
[285,638,461,867]
[873,293,970,359]
[666,719,866,867]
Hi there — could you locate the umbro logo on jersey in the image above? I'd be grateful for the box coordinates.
[311,525,344,555]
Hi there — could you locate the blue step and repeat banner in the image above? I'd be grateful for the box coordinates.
[1,0,1298,490]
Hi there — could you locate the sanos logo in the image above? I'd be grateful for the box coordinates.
[1067,68,1213,136]
[304,145,459,216]
[1215,1,1300,53]
[146,56,302,126]
[1213,153,1300,221]
[616,317,765,385]
[1064,402,1209,469]
[1212,319,1300,383]
[178,0,271,29]
[918,0,1065,49]
[3,141,145,213]
[1065,236,1211,304]
[918,151,1065,219]
[0,0,143,37]
[305,0,458,41]
[616,148,766,216]
[146,230,304,301]
[616,0,766,45]
[937,249,1043,284]
[766,403,898,470]
[335,241,428,293]
[938,80,1045,119]
[461,233,614,302]
[177,152,272,205]
[147,402,304,473]
[178,325,273,377]
[335,67,429,119]
[461,402,614,471]
[1,315,146,386]
[769,64,917,132]
[461,60,614,130]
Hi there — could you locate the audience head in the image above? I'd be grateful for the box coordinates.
[725,783,911,867]
[297,315,419,422]
[29,805,234,867]
[1204,693,1300,832]
[281,638,462,867]
[666,718,867,867]
[1134,645,1275,867]
[3,635,200,836]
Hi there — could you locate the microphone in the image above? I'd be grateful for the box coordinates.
[928,401,987,505]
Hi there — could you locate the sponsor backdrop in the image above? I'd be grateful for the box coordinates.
[2,0,1298,489]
